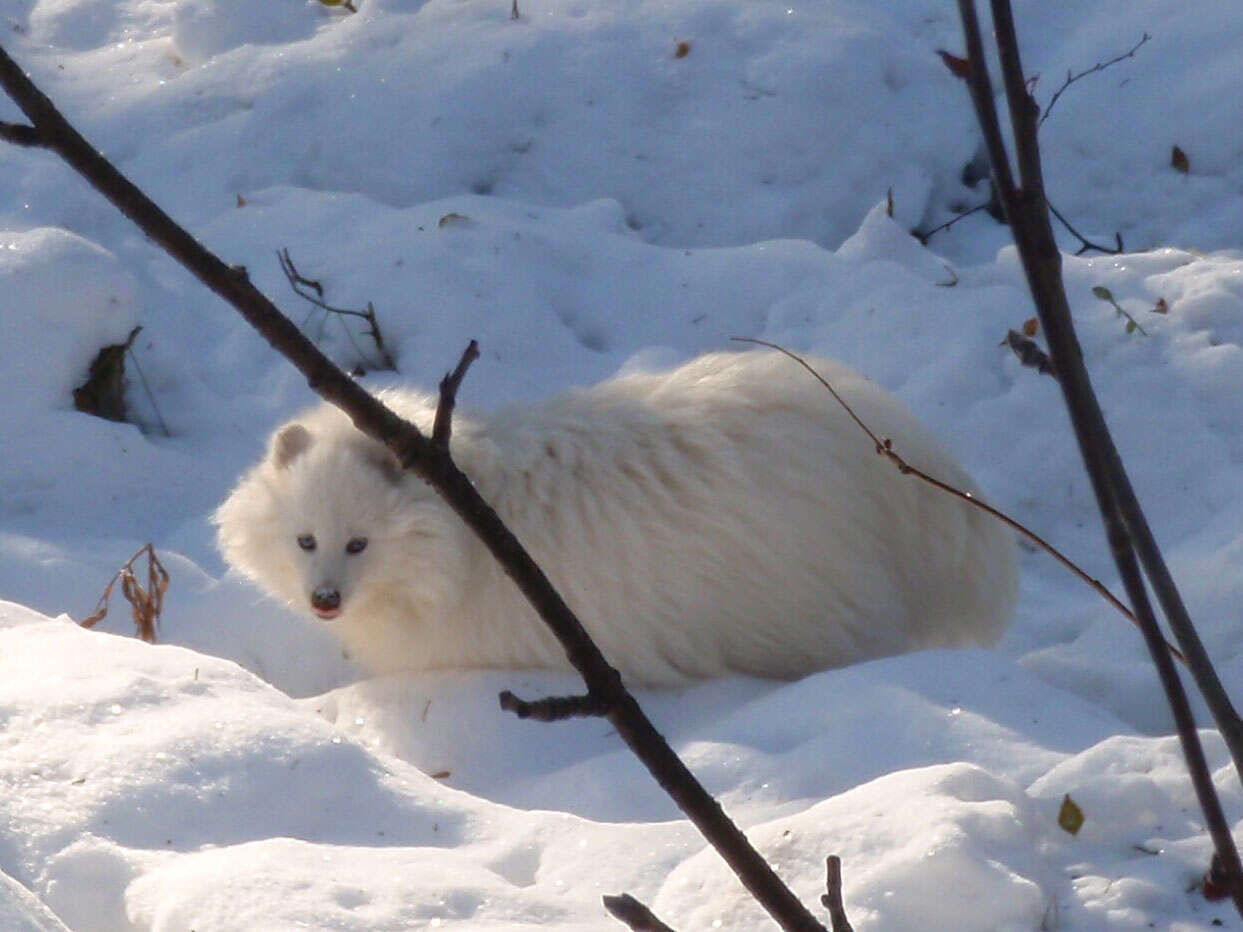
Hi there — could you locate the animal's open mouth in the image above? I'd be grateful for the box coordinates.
[311,606,341,620]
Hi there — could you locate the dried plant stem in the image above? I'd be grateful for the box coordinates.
[602,894,678,932]
[820,857,854,932]
[432,339,480,450]
[277,248,397,371]
[1037,32,1151,129]
[79,543,168,643]
[732,336,1182,663]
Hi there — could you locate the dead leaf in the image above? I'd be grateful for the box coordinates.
[1171,145,1190,174]
[674,40,691,59]
[1057,794,1084,835]
[438,212,471,228]
[236,193,247,207]
[1021,317,1039,337]
[1153,297,1169,314]
[79,543,168,643]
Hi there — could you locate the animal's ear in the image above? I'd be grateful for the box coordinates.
[271,423,313,469]
[361,443,405,486]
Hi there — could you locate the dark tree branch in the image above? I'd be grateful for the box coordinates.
[1046,199,1124,256]
[914,200,990,246]
[0,43,826,932]
[432,339,480,450]
[602,893,678,932]
[820,856,854,932]
[958,2,1243,914]
[499,688,612,721]
[0,120,44,146]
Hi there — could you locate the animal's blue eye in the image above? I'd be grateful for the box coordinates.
[297,534,317,552]
[345,537,368,555]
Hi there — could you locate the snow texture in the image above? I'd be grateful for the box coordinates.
[1,0,1242,928]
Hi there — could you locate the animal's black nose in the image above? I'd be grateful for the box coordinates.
[311,588,341,611]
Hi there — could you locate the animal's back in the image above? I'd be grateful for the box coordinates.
[457,351,1017,683]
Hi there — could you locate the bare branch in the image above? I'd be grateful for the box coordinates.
[277,247,397,371]
[959,1,1243,913]
[1038,33,1151,129]
[499,689,612,721]
[820,856,854,932]
[602,893,678,932]
[432,339,480,450]
[0,120,44,146]
[0,44,826,932]
[915,200,991,246]
[1047,200,1124,256]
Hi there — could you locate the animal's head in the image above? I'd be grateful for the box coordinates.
[214,407,475,627]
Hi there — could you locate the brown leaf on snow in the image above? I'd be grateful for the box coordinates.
[1057,794,1085,835]
[1171,145,1190,174]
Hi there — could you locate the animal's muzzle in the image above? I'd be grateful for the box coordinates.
[311,585,341,619]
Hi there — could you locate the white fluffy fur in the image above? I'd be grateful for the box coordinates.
[215,351,1018,685]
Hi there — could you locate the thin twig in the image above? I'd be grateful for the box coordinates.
[1091,285,1147,336]
[602,893,678,932]
[0,120,43,146]
[1047,199,1124,256]
[126,340,172,437]
[1038,32,1151,129]
[432,339,480,450]
[0,46,826,932]
[820,857,854,932]
[915,200,991,245]
[499,689,612,721]
[733,336,1184,662]
[277,247,397,371]
[277,246,323,298]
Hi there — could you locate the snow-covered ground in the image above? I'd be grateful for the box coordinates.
[2,0,1242,928]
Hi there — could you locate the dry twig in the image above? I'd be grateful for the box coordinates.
[820,856,854,932]
[1037,32,1151,129]
[79,543,168,643]
[277,247,397,372]
[432,339,481,450]
[602,893,678,932]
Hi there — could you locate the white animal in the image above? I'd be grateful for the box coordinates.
[214,351,1017,685]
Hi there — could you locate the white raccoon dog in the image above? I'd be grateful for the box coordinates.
[215,350,1017,685]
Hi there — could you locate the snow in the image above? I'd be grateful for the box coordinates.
[1,0,1242,928]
